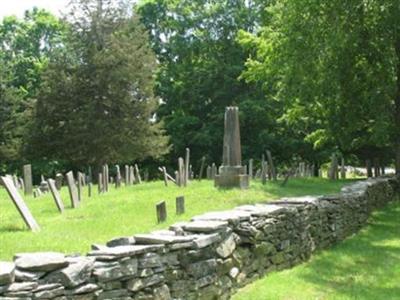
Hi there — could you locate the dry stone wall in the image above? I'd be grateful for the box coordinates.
[0,177,399,300]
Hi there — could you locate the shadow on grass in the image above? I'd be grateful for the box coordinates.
[296,201,400,299]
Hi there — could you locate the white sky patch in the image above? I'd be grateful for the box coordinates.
[0,0,70,20]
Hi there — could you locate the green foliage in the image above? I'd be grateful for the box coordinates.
[29,0,169,167]
[239,0,400,166]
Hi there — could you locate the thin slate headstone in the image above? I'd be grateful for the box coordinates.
[98,173,103,194]
[115,165,121,188]
[23,164,33,195]
[199,156,206,180]
[162,167,168,187]
[66,171,79,208]
[249,159,254,179]
[1,176,40,232]
[129,166,135,185]
[185,148,190,185]
[156,201,167,223]
[88,182,92,198]
[47,179,64,213]
[77,172,83,202]
[125,165,129,186]
[135,164,142,184]
[211,163,217,179]
[176,196,185,215]
[178,158,185,187]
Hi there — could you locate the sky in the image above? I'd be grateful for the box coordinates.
[0,0,70,20]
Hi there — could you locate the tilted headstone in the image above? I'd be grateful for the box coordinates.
[135,164,142,184]
[162,167,168,187]
[156,201,167,223]
[199,156,206,180]
[1,176,40,232]
[129,166,135,185]
[66,171,79,208]
[23,164,33,195]
[176,196,185,215]
[47,179,64,213]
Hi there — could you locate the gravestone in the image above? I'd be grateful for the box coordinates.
[98,173,103,194]
[199,156,206,180]
[19,178,25,193]
[185,148,190,185]
[77,172,83,202]
[178,158,185,187]
[176,196,185,215]
[156,201,167,223]
[211,163,217,179]
[66,171,79,208]
[162,167,168,187]
[248,159,254,179]
[1,176,40,232]
[55,173,63,190]
[135,164,142,184]
[206,166,211,179]
[12,175,19,189]
[215,107,249,188]
[23,164,33,195]
[88,182,92,197]
[115,165,121,188]
[129,166,135,184]
[47,179,64,213]
[125,165,129,186]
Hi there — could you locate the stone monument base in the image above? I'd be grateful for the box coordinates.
[214,166,249,189]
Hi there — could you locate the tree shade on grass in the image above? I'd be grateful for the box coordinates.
[233,201,400,300]
[0,178,349,260]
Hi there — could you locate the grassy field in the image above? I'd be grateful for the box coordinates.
[0,178,350,261]
[233,201,400,300]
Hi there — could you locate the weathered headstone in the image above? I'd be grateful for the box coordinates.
[47,179,64,213]
[55,173,63,190]
[156,201,167,223]
[129,166,135,185]
[211,163,217,179]
[176,196,185,215]
[23,164,33,195]
[178,158,185,187]
[206,166,211,179]
[19,178,25,192]
[1,176,40,232]
[66,171,79,208]
[124,165,129,186]
[88,182,92,198]
[175,171,179,183]
[162,167,168,187]
[98,173,103,194]
[77,172,83,202]
[135,164,142,184]
[12,175,19,189]
[199,156,206,180]
[248,159,254,179]
[185,148,190,185]
[115,165,121,188]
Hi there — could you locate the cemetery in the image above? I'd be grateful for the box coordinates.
[1,0,400,299]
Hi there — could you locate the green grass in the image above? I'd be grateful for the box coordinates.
[233,201,400,300]
[0,178,349,261]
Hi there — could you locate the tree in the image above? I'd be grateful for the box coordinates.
[239,0,398,171]
[30,0,169,167]
[138,0,304,170]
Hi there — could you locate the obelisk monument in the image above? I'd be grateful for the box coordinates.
[215,107,249,189]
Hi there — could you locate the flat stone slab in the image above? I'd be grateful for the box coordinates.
[192,233,221,249]
[181,221,228,232]
[88,245,164,260]
[191,210,251,223]
[235,204,288,216]
[0,262,15,285]
[134,234,194,245]
[14,252,68,272]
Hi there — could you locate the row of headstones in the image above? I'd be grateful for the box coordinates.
[159,148,192,187]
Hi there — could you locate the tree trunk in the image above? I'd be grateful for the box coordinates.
[394,39,400,175]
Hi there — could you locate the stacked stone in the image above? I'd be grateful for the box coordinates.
[0,177,398,300]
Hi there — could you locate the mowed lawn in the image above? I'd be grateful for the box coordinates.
[233,201,400,300]
[0,178,349,261]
